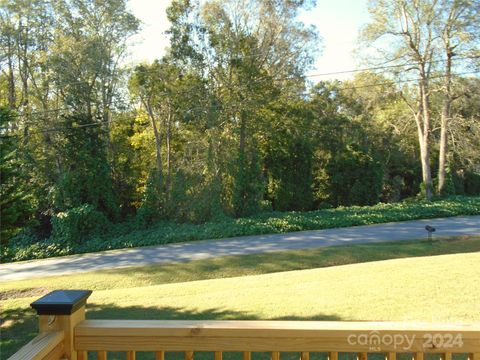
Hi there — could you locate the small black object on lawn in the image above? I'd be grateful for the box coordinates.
[425,225,436,241]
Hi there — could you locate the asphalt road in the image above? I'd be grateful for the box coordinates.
[1,215,479,282]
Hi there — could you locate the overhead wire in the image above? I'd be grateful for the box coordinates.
[1,69,479,139]
[10,53,479,119]
[126,54,479,78]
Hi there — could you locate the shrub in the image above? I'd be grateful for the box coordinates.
[437,167,456,197]
[326,146,384,206]
[136,170,166,226]
[232,150,264,217]
[51,204,110,244]
[465,172,480,195]
[265,138,313,211]
[4,196,479,262]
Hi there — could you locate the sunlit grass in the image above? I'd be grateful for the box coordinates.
[76,252,480,322]
[1,235,479,293]
[2,237,479,359]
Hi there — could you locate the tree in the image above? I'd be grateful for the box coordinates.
[129,63,168,188]
[360,1,433,200]
[360,0,480,198]
[129,58,211,220]
[165,0,319,216]
[51,113,119,219]
[309,81,385,206]
[434,0,479,194]
[0,107,33,243]
[0,0,139,238]
[448,77,480,189]
[343,72,421,200]
[262,97,314,211]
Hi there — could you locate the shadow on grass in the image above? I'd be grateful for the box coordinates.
[86,302,262,321]
[95,236,480,288]
[1,303,341,360]
[1,307,38,360]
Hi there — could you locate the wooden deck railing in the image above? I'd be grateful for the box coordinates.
[8,331,65,360]
[8,290,480,360]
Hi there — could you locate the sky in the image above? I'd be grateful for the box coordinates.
[126,0,371,81]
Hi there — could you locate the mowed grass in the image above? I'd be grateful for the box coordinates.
[2,252,480,359]
[1,235,480,293]
[83,252,480,321]
[1,237,480,359]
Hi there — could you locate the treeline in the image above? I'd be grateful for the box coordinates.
[1,0,479,249]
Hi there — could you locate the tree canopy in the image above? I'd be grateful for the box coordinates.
[1,0,479,254]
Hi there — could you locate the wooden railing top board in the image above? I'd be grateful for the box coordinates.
[75,320,480,353]
[76,320,480,337]
[8,331,64,360]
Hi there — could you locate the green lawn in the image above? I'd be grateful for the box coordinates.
[2,252,480,358]
[79,252,480,322]
[1,235,480,293]
[1,236,480,359]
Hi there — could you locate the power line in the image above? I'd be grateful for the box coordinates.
[129,54,479,79]
[10,54,479,118]
[325,70,480,91]
[306,56,479,78]
[2,69,478,139]
[13,66,480,120]
[6,70,480,135]
[0,121,112,139]
[19,108,71,117]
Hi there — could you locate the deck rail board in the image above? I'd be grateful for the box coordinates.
[8,331,64,360]
[74,320,480,353]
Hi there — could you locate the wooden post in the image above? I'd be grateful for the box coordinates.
[357,353,368,360]
[30,290,92,360]
[328,352,338,360]
[440,353,452,360]
[413,353,424,360]
[386,353,396,360]
[301,352,310,360]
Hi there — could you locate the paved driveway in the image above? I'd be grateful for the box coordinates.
[1,215,479,281]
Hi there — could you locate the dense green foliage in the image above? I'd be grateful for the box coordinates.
[1,0,479,258]
[3,196,479,262]
[50,204,110,245]
[0,108,33,243]
[52,114,119,218]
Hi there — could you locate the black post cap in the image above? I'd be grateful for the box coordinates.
[31,290,92,315]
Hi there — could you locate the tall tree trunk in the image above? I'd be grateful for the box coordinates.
[239,110,247,155]
[165,105,172,199]
[7,47,16,108]
[144,99,163,183]
[438,50,453,195]
[18,21,29,111]
[102,84,111,153]
[419,80,433,200]
[417,125,433,200]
